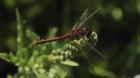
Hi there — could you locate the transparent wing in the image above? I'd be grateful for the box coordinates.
[72,8,101,31]
[72,8,88,30]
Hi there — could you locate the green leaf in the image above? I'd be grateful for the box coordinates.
[16,8,25,55]
[48,27,58,36]
[92,66,116,78]
[0,52,17,63]
[0,53,10,62]
[61,59,79,66]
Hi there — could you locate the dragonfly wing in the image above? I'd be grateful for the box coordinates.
[78,8,102,27]
[72,8,101,31]
[79,8,89,22]
[73,40,96,72]
[72,8,89,31]
[72,21,79,31]
[87,7,101,21]
[78,8,89,28]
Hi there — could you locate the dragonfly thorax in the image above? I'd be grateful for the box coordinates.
[71,27,92,37]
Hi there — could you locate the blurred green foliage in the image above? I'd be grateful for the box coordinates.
[0,0,140,78]
[0,8,100,78]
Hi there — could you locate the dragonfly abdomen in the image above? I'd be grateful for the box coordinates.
[33,32,72,45]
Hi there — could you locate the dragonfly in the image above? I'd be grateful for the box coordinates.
[33,8,104,71]
[33,8,101,45]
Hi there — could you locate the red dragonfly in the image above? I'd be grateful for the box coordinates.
[33,8,101,45]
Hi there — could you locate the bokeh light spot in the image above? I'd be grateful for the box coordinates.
[112,8,123,21]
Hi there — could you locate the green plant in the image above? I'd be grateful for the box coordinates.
[0,9,99,78]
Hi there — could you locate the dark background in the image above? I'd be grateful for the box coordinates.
[0,0,140,78]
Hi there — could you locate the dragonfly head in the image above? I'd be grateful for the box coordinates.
[82,27,92,37]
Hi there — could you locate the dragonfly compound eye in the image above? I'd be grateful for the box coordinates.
[85,27,92,37]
